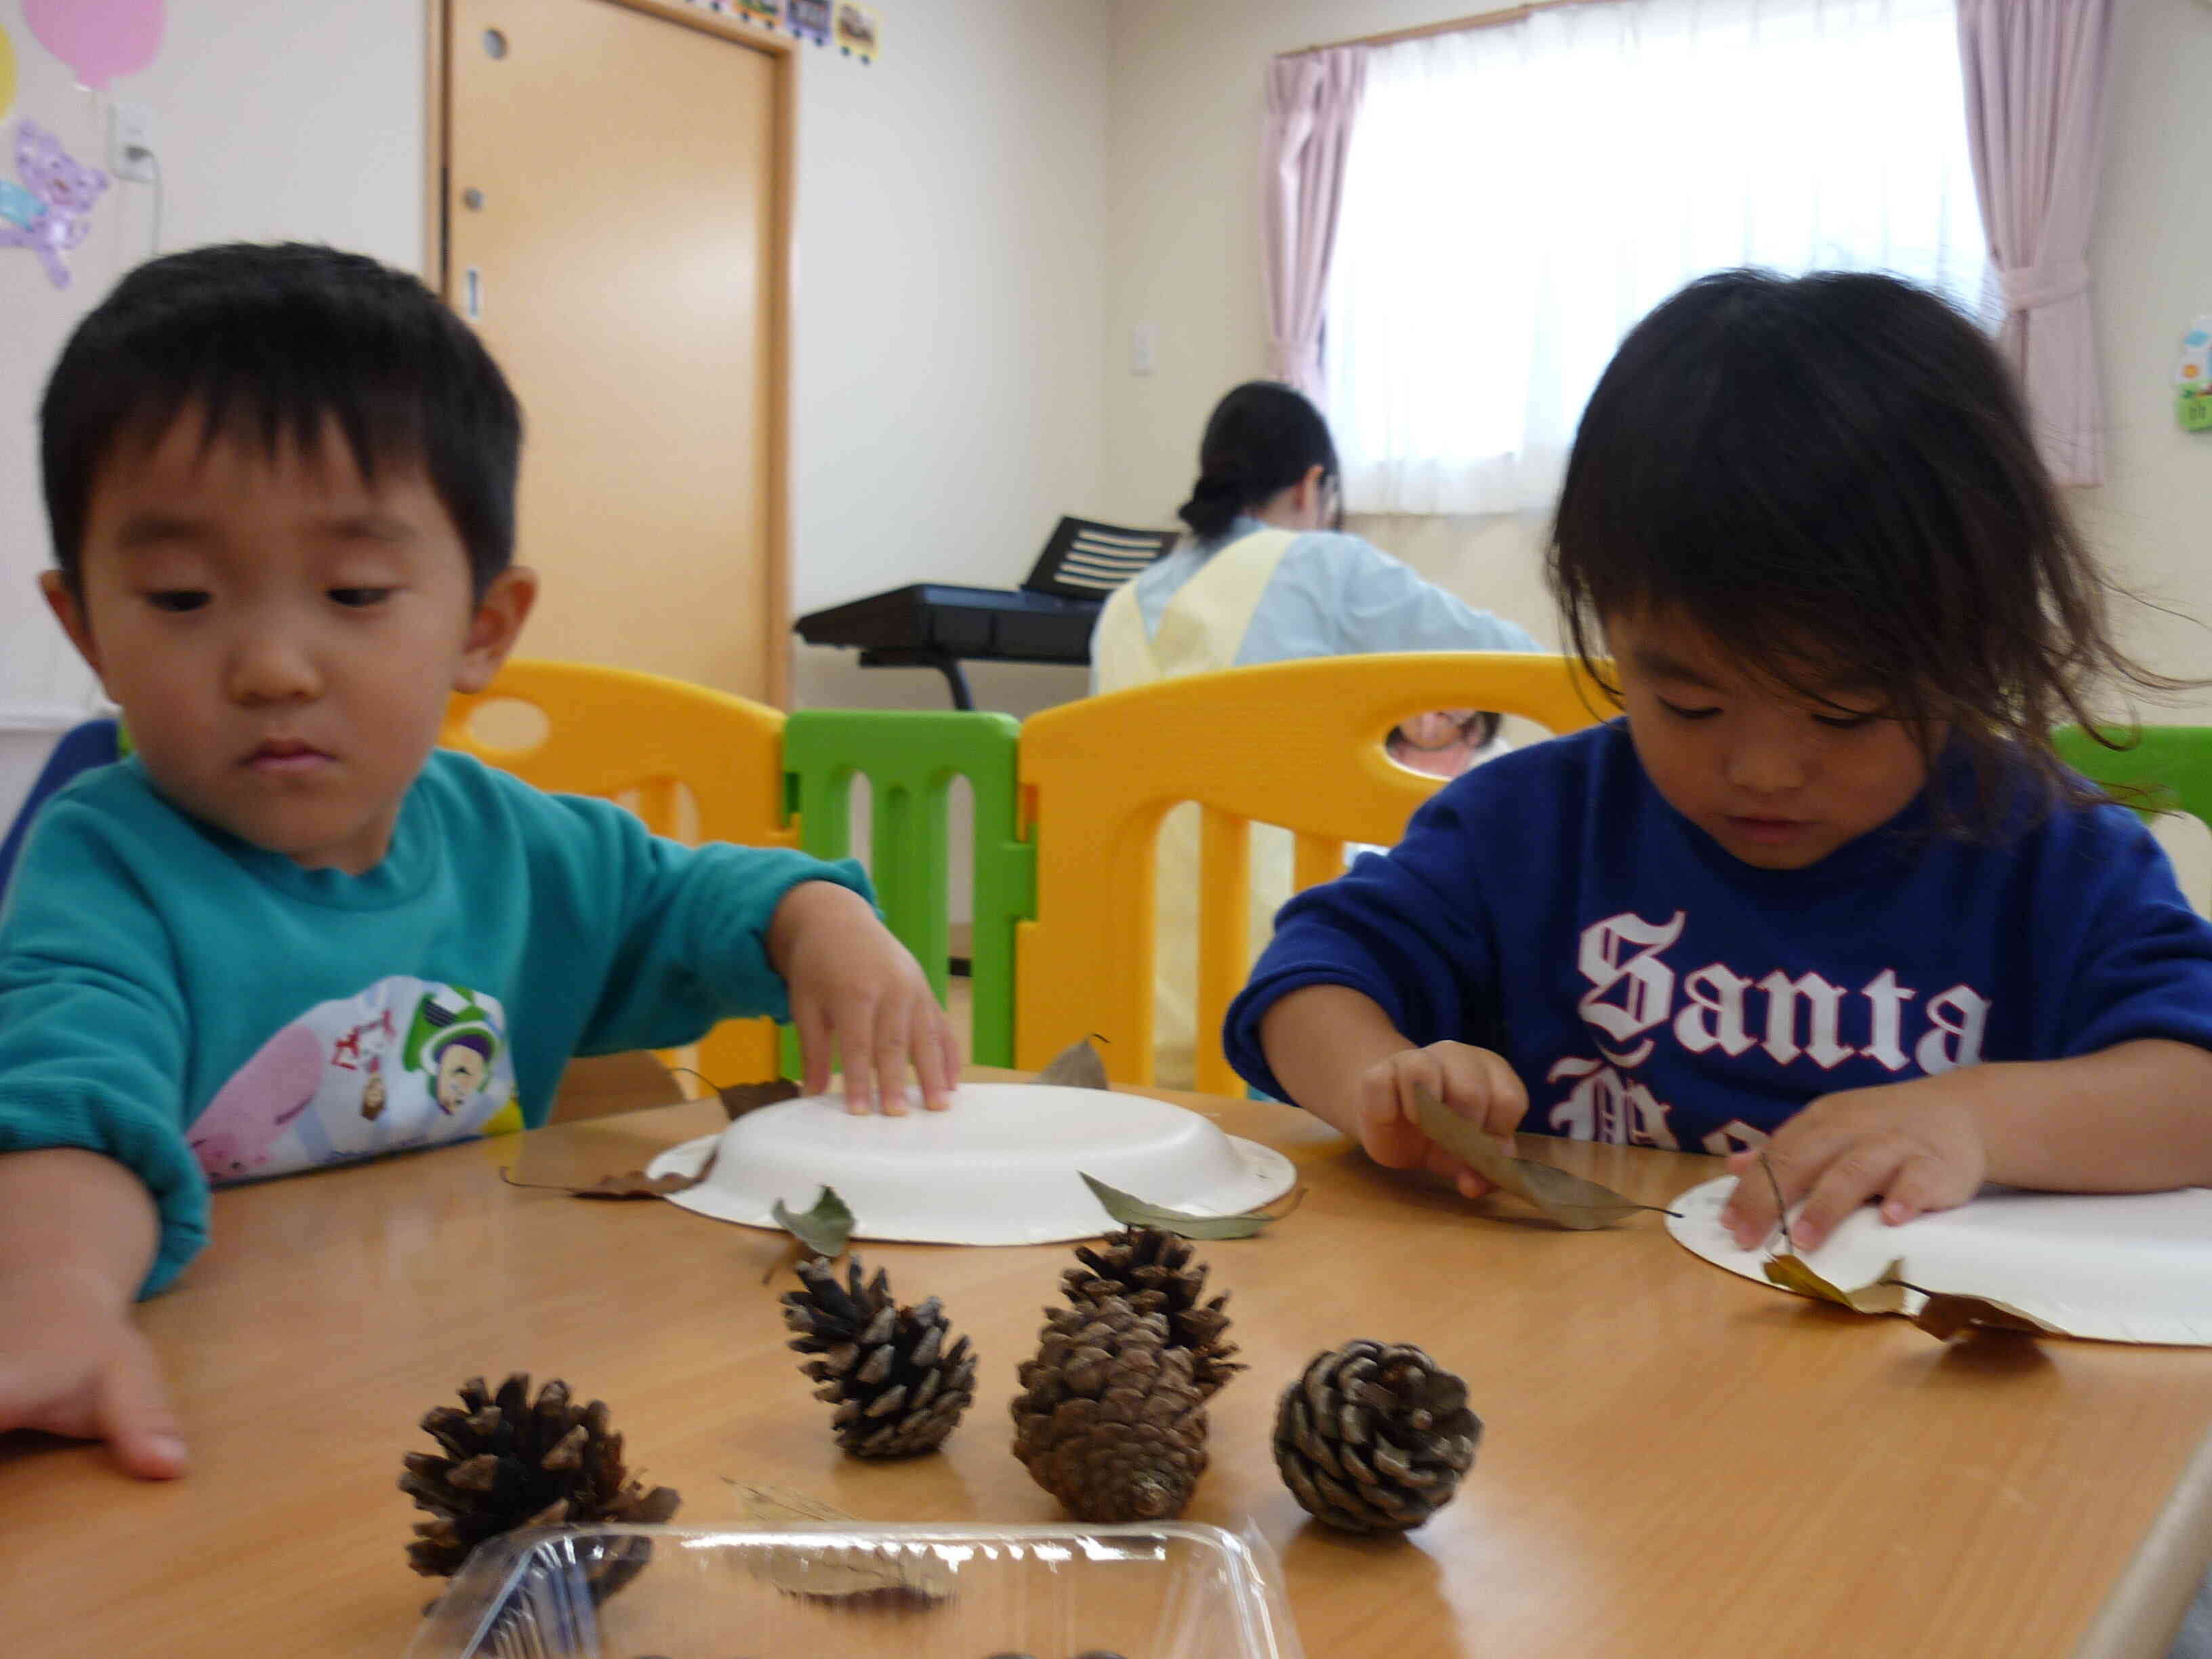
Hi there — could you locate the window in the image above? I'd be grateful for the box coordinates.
[1323,0,1990,516]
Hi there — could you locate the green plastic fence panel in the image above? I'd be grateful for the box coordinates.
[781,709,1033,1071]
[2053,725,2212,836]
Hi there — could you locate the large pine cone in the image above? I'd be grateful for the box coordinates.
[1273,1341,1481,1533]
[1063,1226,1242,1399]
[399,1374,680,1593]
[782,1255,977,1457]
[1011,1292,1208,1523]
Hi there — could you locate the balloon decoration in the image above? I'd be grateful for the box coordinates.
[21,0,164,94]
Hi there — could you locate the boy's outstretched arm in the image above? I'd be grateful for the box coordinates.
[1722,1038,2212,1251]
[0,1147,184,1479]
[1261,983,1527,1198]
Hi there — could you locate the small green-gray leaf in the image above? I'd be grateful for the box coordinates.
[1410,1084,1669,1230]
[773,1185,855,1258]
[1079,1172,1298,1240]
[1038,1037,1110,1090]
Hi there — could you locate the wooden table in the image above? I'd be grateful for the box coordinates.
[7,1081,2211,1658]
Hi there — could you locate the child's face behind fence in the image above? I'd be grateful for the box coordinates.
[43,409,535,874]
[1608,609,1933,872]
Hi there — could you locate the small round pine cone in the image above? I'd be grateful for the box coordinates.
[1273,1340,1481,1533]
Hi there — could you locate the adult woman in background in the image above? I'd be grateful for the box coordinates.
[1092,380,1538,1087]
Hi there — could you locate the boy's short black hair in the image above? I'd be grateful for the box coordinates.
[41,241,523,598]
[1549,268,2175,827]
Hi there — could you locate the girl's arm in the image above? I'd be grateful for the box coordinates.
[1721,1038,2212,1251]
[1261,983,1528,1198]
[0,1147,186,1478]
[1970,1038,2212,1190]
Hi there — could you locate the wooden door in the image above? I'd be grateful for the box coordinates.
[441,0,790,704]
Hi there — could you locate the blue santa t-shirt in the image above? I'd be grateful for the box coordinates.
[1226,722,2212,1154]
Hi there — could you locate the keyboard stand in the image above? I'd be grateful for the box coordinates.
[857,647,976,710]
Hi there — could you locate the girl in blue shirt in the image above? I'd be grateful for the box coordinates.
[1230,270,2212,1253]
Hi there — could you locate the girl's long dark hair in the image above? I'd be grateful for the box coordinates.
[1547,268,2182,831]
[1179,381,1339,542]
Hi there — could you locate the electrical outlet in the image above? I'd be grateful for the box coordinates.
[110,103,157,183]
[1130,323,1158,377]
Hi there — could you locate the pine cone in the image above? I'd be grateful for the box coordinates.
[399,1374,680,1595]
[1273,1341,1481,1533]
[1063,1226,1242,1399]
[781,1255,977,1457]
[1010,1292,1208,1523]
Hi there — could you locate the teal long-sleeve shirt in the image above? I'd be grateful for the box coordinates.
[0,750,869,1294]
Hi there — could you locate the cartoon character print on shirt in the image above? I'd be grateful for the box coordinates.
[188,978,523,1185]
[187,1021,327,1179]
[1543,908,1993,1157]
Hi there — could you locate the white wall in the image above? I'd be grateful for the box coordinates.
[790,0,1110,719]
[0,0,426,712]
[1102,0,2212,683]
[2075,0,2212,724]
[0,0,1111,724]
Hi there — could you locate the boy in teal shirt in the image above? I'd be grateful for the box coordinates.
[0,243,957,1479]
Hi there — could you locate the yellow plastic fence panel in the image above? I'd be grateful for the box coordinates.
[1015,652,1607,1092]
[443,659,797,1085]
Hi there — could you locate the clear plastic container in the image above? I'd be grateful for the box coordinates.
[406,1521,1304,1659]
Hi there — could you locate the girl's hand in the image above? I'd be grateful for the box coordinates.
[0,1265,186,1480]
[1353,1042,1528,1198]
[1719,1078,1988,1252]
[769,882,960,1115]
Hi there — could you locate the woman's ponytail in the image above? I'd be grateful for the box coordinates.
[1176,382,1340,544]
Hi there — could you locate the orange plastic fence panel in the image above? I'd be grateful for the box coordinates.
[1195,806,1252,1098]
[1015,652,1608,1086]
[444,659,797,1084]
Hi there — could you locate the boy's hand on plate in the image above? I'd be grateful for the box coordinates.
[1355,1042,1527,1199]
[773,882,960,1116]
[1720,1079,1987,1252]
[0,1266,187,1481]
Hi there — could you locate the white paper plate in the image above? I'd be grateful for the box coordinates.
[645,1082,1298,1246]
[1666,1176,2212,1345]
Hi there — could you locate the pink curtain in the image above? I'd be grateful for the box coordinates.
[1261,47,1367,403]
[1957,0,2114,487]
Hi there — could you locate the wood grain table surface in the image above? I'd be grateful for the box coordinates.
[5,1073,2209,1658]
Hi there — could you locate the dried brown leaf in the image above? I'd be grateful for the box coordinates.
[1079,1172,1300,1239]
[747,1549,954,1603]
[1409,1085,1669,1229]
[1910,1292,2062,1341]
[724,1480,852,1523]
[719,1479,954,1603]
[1762,1254,1909,1315]
[720,1079,803,1120]
[1037,1037,1110,1090]
[497,1152,716,1202]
